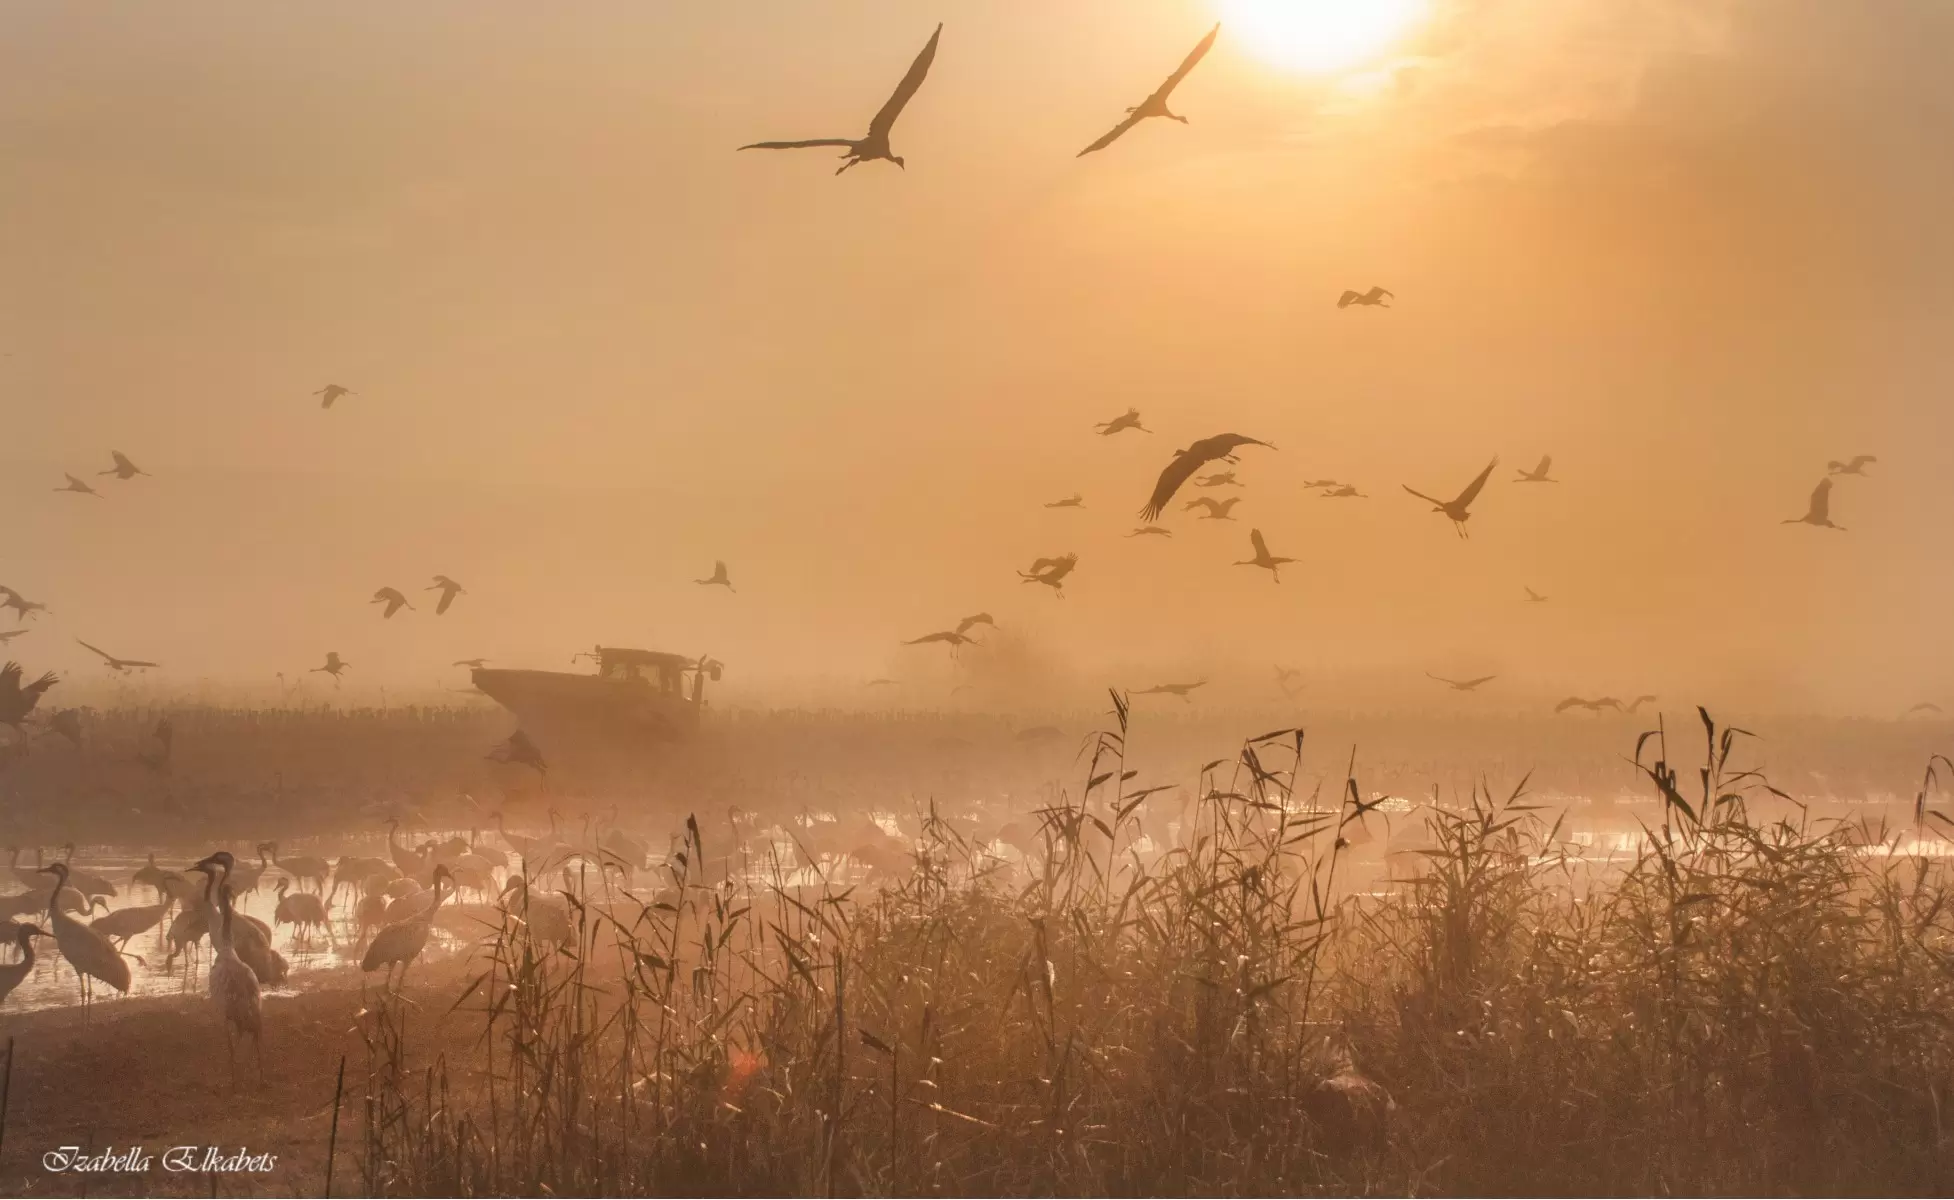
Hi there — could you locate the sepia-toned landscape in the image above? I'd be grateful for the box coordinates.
[3,1,1954,1196]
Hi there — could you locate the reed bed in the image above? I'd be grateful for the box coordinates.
[345,701,1954,1195]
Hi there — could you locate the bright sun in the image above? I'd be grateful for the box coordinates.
[1216,0,1428,74]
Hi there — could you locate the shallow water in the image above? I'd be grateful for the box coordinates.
[5,808,1943,1015]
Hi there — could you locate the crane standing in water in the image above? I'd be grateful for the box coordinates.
[363,865,454,990]
[40,861,131,1014]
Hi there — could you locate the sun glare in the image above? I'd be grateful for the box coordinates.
[1216,0,1428,74]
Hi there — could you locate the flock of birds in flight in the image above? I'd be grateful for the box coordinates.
[3,21,1910,733]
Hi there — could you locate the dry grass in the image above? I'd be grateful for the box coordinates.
[349,701,1954,1196]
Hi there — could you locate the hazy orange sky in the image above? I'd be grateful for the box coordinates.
[2,0,1951,714]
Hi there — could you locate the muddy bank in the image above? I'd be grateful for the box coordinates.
[0,962,476,1198]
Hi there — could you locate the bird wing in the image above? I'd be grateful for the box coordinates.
[1401,485,1446,507]
[1535,455,1551,475]
[714,560,730,578]
[0,662,18,694]
[1337,290,1361,307]
[435,591,455,615]
[112,452,135,471]
[1141,449,1204,520]
[1809,477,1832,520]
[1425,673,1459,687]
[120,659,158,669]
[1852,455,1876,469]
[1183,496,1215,513]
[1554,698,1587,712]
[904,633,952,645]
[75,640,114,664]
[1454,457,1500,508]
[64,474,86,488]
[1150,23,1220,102]
[739,139,858,151]
[868,23,942,139]
[1461,675,1497,689]
[1249,529,1271,558]
[1078,109,1147,156]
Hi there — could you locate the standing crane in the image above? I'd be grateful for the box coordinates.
[0,924,46,1006]
[39,861,131,1012]
[362,864,454,989]
[190,860,263,1088]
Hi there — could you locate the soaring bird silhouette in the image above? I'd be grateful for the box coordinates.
[954,613,995,637]
[0,630,24,644]
[1554,696,1620,714]
[1302,479,1345,490]
[428,575,465,615]
[904,630,978,649]
[696,561,736,591]
[453,657,490,669]
[76,640,159,673]
[1524,586,1548,603]
[371,587,414,618]
[1783,478,1845,530]
[1078,24,1219,156]
[313,384,353,409]
[0,662,58,732]
[1427,673,1497,692]
[1905,702,1943,717]
[1095,408,1149,436]
[1319,484,1367,498]
[1184,496,1241,520]
[1045,494,1086,509]
[1141,434,1274,520]
[1019,554,1078,595]
[312,652,350,681]
[489,730,548,775]
[1274,666,1304,699]
[1337,286,1394,309]
[1623,695,1659,713]
[0,587,49,622]
[1828,455,1877,476]
[1514,456,1556,483]
[1235,529,1294,582]
[1127,526,1173,538]
[1196,471,1240,487]
[1403,457,1499,538]
[99,451,147,480]
[1134,681,1206,700]
[55,473,103,497]
[865,678,899,688]
[740,24,942,174]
